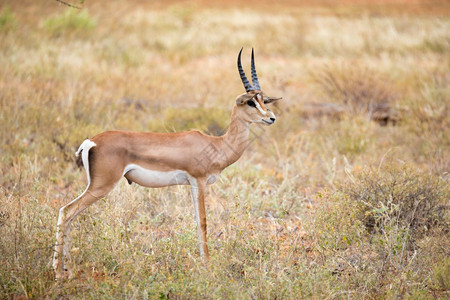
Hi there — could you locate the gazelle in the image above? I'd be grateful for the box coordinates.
[53,48,282,279]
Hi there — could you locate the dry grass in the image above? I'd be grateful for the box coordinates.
[0,0,449,298]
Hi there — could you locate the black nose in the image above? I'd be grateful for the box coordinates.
[270,117,276,122]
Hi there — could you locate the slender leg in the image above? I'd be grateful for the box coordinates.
[53,185,115,280]
[189,177,209,259]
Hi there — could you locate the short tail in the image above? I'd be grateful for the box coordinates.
[75,139,97,183]
[75,139,96,157]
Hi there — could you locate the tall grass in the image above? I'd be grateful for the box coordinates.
[0,0,449,298]
[42,8,96,36]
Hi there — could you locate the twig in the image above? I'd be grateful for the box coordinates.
[55,0,82,9]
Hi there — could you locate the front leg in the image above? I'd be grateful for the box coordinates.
[189,177,209,259]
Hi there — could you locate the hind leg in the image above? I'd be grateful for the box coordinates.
[53,182,117,280]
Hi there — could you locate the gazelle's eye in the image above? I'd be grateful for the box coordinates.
[247,100,256,108]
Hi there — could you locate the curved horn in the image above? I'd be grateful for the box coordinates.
[251,48,261,90]
[237,48,253,92]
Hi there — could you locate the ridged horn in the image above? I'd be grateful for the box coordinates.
[237,48,254,92]
[251,48,261,91]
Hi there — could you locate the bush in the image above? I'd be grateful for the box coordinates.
[347,166,448,244]
[312,65,399,124]
[312,190,365,251]
[307,168,449,297]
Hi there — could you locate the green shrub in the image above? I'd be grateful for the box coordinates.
[42,8,96,36]
[0,6,16,32]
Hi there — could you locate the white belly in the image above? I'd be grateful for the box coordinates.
[123,164,190,187]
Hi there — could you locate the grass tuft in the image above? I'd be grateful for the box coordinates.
[42,8,96,37]
[0,6,16,32]
[312,65,399,124]
[1,0,449,298]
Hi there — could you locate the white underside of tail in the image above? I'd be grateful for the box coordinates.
[76,139,97,187]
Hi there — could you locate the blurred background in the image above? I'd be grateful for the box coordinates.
[0,0,449,298]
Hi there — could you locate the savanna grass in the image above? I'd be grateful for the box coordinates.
[42,8,96,37]
[0,0,449,298]
[0,5,16,32]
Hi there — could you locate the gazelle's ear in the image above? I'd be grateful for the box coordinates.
[236,93,256,105]
[263,96,282,104]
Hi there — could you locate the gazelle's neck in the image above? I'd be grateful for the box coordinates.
[220,107,252,166]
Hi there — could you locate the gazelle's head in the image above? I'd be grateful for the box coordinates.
[234,48,282,126]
